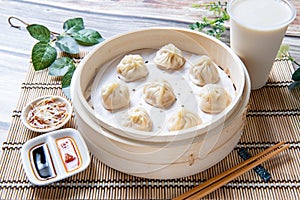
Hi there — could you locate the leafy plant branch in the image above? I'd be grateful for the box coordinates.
[277,45,300,90]
[8,16,104,98]
[190,1,229,39]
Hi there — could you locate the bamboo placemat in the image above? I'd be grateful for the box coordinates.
[0,53,299,199]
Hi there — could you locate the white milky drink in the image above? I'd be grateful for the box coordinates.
[228,0,296,89]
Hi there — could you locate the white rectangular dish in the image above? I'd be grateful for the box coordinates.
[21,128,90,185]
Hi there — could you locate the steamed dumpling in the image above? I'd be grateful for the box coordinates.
[168,108,202,131]
[189,55,219,86]
[154,44,186,70]
[143,81,176,108]
[117,54,149,82]
[101,82,130,110]
[199,84,231,114]
[122,106,152,131]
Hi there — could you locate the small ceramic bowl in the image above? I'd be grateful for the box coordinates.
[21,95,73,133]
[21,128,90,185]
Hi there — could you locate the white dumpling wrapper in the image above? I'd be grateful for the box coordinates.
[122,106,152,131]
[101,82,130,110]
[117,54,149,82]
[143,81,176,109]
[168,108,202,131]
[189,55,219,86]
[199,84,231,114]
[154,43,186,70]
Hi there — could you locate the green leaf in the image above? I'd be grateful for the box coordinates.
[72,29,104,46]
[63,18,84,34]
[55,35,79,54]
[49,57,76,77]
[62,67,75,88]
[62,86,72,100]
[27,24,51,42]
[61,66,76,99]
[32,42,57,71]
[292,68,300,81]
[277,44,290,59]
[288,81,300,90]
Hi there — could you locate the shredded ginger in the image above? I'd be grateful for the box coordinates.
[27,97,68,129]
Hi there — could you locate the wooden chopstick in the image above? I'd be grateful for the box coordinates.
[173,142,289,200]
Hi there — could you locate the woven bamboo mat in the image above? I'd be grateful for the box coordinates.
[0,52,299,200]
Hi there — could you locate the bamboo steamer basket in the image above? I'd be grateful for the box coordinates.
[72,28,245,142]
[71,28,250,179]
[74,79,249,178]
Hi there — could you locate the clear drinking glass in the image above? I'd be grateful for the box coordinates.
[228,0,296,90]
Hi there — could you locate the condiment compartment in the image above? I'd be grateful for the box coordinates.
[21,128,90,185]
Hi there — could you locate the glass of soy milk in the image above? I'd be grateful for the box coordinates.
[228,0,296,89]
